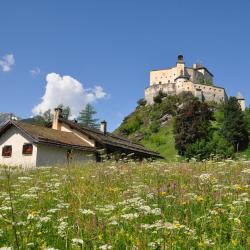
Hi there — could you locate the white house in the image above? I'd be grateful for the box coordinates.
[0,120,96,167]
[0,108,160,167]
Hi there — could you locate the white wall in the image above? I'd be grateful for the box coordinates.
[36,144,95,166]
[150,67,177,86]
[0,127,37,168]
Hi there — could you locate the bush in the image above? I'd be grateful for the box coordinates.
[185,133,234,160]
[149,121,160,133]
[153,94,162,104]
[122,115,143,134]
[137,98,147,106]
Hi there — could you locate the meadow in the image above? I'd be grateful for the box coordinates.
[0,160,249,249]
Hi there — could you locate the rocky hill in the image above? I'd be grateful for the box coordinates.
[114,94,189,160]
[115,94,250,160]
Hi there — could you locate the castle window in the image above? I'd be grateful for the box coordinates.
[2,145,12,157]
[159,81,162,84]
[23,144,33,155]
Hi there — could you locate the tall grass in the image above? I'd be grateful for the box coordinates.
[0,160,249,249]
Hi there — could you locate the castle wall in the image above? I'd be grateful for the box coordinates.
[150,68,177,86]
[145,83,175,104]
[145,80,227,104]
[146,56,227,106]
[193,84,227,103]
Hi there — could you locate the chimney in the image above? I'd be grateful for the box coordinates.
[100,120,107,134]
[52,108,62,130]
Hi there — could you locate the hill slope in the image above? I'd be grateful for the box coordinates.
[114,95,185,160]
[115,95,250,160]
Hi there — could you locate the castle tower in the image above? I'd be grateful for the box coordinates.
[176,54,185,76]
[236,92,246,111]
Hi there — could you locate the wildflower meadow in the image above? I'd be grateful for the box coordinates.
[0,160,249,249]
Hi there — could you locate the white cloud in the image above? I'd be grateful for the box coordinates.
[0,54,15,72]
[32,72,107,118]
[30,67,41,77]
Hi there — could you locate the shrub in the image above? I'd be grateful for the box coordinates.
[137,98,147,106]
[153,94,162,104]
[122,115,143,134]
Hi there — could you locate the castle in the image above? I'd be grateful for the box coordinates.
[145,55,245,110]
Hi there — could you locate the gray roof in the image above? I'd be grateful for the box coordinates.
[59,119,161,158]
[0,121,97,152]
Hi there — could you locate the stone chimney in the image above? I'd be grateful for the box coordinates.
[52,108,62,130]
[100,120,107,134]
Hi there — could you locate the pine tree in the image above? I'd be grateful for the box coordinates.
[222,97,249,151]
[77,104,99,128]
[174,98,213,156]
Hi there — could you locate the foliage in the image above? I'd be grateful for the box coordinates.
[0,161,249,249]
[115,94,249,161]
[57,104,71,120]
[186,133,234,161]
[23,109,53,127]
[77,104,99,129]
[222,97,249,151]
[121,115,143,134]
[153,94,162,104]
[174,99,213,156]
[153,91,168,104]
[244,107,250,133]
[137,98,146,107]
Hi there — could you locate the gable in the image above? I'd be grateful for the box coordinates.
[60,123,95,147]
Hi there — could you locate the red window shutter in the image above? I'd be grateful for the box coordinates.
[23,144,33,155]
[2,146,12,157]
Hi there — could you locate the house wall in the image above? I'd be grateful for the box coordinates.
[36,144,95,166]
[0,127,37,167]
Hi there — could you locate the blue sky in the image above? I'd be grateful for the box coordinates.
[0,0,249,131]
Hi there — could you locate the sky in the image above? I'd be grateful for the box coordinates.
[0,0,249,131]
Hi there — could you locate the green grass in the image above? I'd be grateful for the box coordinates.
[142,120,178,161]
[0,161,249,249]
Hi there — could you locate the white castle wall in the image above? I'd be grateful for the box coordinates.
[145,56,227,105]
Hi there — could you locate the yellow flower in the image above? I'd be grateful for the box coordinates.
[196,196,204,202]
[160,191,166,196]
[231,239,238,246]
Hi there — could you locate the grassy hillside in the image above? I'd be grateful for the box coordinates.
[115,95,250,161]
[0,161,249,249]
[114,95,182,161]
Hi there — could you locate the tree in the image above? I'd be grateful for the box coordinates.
[57,104,71,119]
[222,97,249,151]
[137,98,147,107]
[77,104,99,128]
[174,99,213,156]
[43,109,53,123]
[244,107,250,133]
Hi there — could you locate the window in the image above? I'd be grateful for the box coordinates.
[2,146,12,157]
[22,144,33,155]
